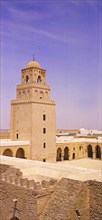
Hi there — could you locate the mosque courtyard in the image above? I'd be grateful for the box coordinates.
[0,155,101,182]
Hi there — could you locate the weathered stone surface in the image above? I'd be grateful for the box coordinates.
[39,178,102,220]
[0,180,37,220]
[0,164,10,176]
[89,180,102,220]
[0,165,102,220]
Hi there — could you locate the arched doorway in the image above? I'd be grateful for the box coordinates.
[16,148,25,158]
[64,147,69,160]
[87,145,93,158]
[72,153,75,159]
[3,149,13,157]
[57,148,62,161]
[96,145,101,159]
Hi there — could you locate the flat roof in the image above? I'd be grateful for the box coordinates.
[0,156,101,182]
[56,136,102,144]
[0,140,30,146]
[1,136,101,147]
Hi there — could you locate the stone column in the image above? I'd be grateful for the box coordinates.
[85,149,88,158]
[13,148,17,157]
[69,154,71,161]
[93,151,96,159]
[62,150,64,161]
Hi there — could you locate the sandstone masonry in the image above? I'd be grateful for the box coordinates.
[0,164,102,220]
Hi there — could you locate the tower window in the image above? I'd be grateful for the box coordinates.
[43,128,46,134]
[43,142,46,148]
[43,159,46,162]
[40,91,43,99]
[25,75,29,83]
[43,114,46,121]
[37,75,41,83]
[16,134,19,139]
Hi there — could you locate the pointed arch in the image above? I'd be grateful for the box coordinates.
[72,153,75,159]
[37,75,41,83]
[96,145,101,159]
[25,75,30,83]
[57,148,62,161]
[87,145,93,158]
[64,147,69,160]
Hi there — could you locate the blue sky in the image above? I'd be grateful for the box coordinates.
[1,0,102,130]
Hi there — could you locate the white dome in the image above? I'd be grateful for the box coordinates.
[27,61,41,68]
[80,128,85,131]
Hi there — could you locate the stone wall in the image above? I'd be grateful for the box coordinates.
[0,164,10,174]
[0,165,102,220]
[39,178,90,220]
[0,180,37,220]
[0,164,56,220]
[89,180,102,219]
[39,178,102,220]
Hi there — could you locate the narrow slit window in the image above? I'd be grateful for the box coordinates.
[43,143,46,148]
[43,128,46,134]
[16,134,19,139]
[43,114,46,121]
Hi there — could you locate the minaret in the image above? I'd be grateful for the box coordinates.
[10,60,56,162]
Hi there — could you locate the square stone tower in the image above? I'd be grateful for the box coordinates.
[10,60,56,162]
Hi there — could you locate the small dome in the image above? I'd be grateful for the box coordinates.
[27,60,41,68]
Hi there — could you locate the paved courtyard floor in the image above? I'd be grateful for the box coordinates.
[0,156,102,182]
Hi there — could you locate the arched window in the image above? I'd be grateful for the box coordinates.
[39,91,44,99]
[87,145,93,158]
[25,75,29,83]
[35,90,38,99]
[72,153,75,159]
[16,148,25,158]
[3,149,13,157]
[27,90,30,98]
[56,148,62,161]
[18,91,21,98]
[22,91,26,99]
[45,91,48,98]
[37,75,41,83]
[64,147,69,160]
[40,91,43,94]
[96,145,101,159]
